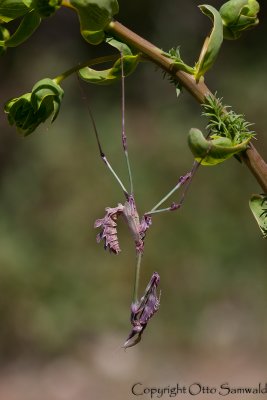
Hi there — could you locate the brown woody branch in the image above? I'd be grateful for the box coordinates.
[107,20,267,192]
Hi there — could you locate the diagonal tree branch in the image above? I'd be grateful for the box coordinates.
[107,20,267,192]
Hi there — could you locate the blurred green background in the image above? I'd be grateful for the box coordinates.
[0,1,267,399]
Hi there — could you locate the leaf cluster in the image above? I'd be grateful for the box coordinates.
[165,1,259,82]
[188,95,255,166]
[163,47,194,75]
[69,0,118,45]
[4,78,64,136]
[203,95,255,144]
[220,0,260,39]
[78,37,139,84]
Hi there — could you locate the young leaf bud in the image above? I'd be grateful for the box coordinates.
[0,25,10,55]
[4,78,64,135]
[33,0,62,17]
[69,0,119,45]
[220,0,260,39]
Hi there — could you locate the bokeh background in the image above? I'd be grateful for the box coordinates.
[0,1,267,399]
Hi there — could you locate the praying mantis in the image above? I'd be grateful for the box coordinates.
[84,54,199,348]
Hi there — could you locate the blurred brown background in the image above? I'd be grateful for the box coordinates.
[0,1,267,399]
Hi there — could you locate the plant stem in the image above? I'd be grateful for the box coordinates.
[107,20,267,193]
[240,143,267,191]
[107,21,211,103]
[53,54,120,84]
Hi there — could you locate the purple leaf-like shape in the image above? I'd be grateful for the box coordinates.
[94,204,124,254]
[123,272,160,348]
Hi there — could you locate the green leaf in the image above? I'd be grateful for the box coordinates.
[249,194,267,238]
[33,0,61,17]
[31,78,64,120]
[5,92,38,134]
[0,0,32,22]
[220,0,259,39]
[5,10,40,47]
[0,24,9,54]
[106,36,133,55]
[69,0,119,45]
[188,128,250,165]
[194,5,223,81]
[79,55,139,84]
[162,47,195,75]
[0,24,9,39]
[79,37,140,84]
[4,78,64,135]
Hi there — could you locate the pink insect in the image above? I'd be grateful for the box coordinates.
[83,53,196,348]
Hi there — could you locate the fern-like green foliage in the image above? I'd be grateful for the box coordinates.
[202,94,255,144]
[188,94,255,165]
[163,46,194,75]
